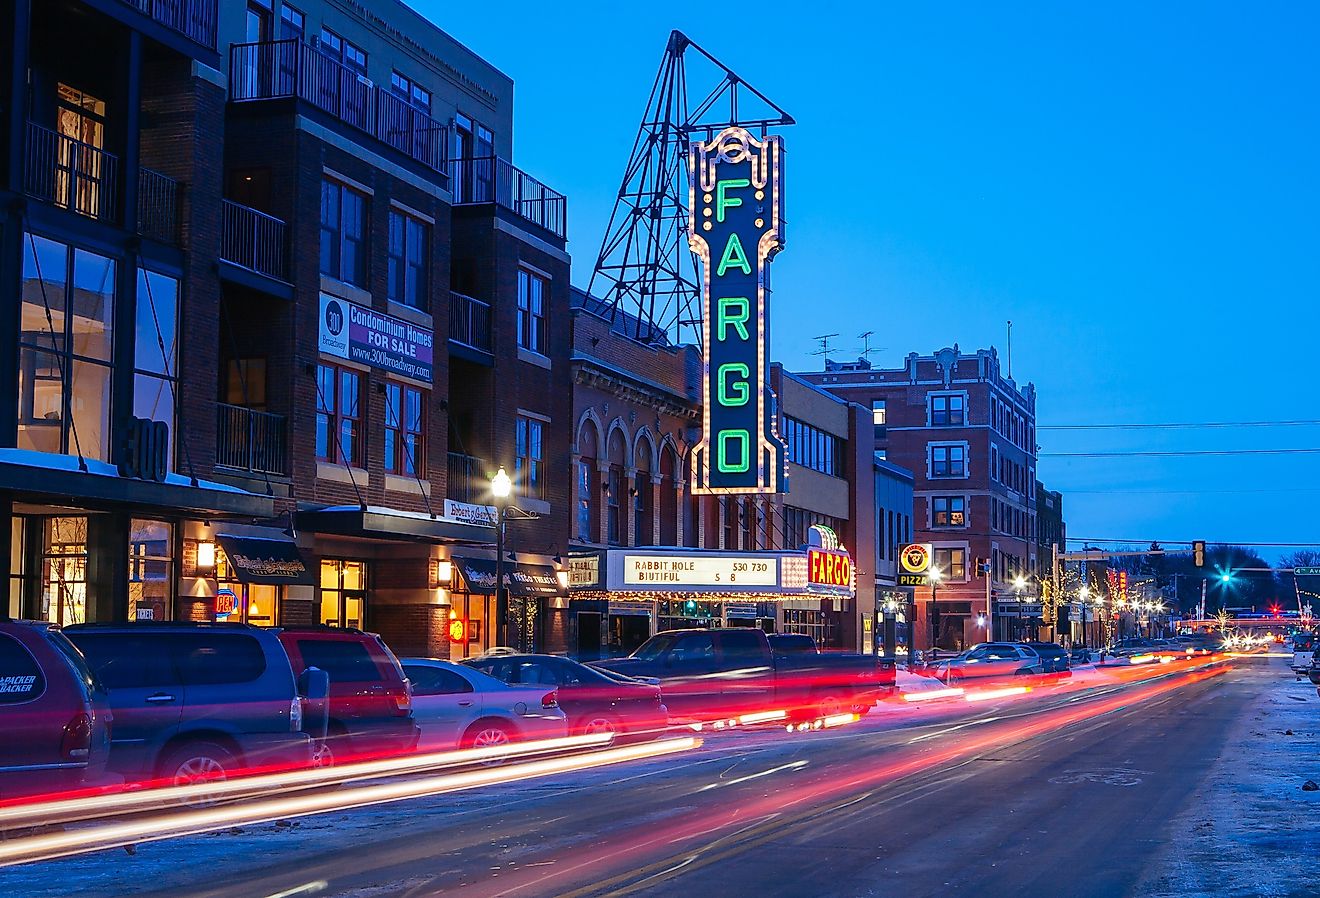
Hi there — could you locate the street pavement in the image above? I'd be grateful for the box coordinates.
[1,657,1280,898]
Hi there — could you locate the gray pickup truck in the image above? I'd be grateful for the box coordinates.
[592,628,896,721]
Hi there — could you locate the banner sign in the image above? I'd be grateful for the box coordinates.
[899,543,934,588]
[319,293,434,384]
[569,555,601,588]
[688,126,787,494]
[440,499,496,529]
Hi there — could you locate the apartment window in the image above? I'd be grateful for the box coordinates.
[517,268,548,354]
[54,84,107,218]
[930,443,966,478]
[872,399,886,439]
[133,269,180,472]
[932,496,966,528]
[18,235,114,462]
[279,4,304,39]
[387,210,428,310]
[607,465,622,545]
[315,363,361,466]
[318,28,366,73]
[515,416,544,499]
[320,178,368,287]
[934,547,967,581]
[930,393,965,426]
[576,461,592,542]
[385,382,425,476]
[390,71,432,112]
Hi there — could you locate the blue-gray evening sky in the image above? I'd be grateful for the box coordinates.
[421,0,1320,551]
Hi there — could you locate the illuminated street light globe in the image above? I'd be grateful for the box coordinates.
[1013,575,1026,591]
[929,567,944,582]
[491,466,512,500]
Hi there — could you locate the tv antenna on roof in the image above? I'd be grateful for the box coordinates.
[811,333,841,369]
[857,331,886,365]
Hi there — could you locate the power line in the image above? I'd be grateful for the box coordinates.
[1042,448,1320,458]
[1060,487,1320,495]
[1040,419,1320,431]
[1066,537,1320,548]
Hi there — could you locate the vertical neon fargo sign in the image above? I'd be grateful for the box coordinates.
[688,127,787,494]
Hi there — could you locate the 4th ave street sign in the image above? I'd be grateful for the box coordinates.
[1295,567,1320,576]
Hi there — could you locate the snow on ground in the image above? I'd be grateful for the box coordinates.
[1139,656,1319,898]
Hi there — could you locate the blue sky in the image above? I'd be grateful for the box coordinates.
[422,1,1320,552]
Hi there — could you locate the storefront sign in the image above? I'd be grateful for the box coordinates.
[448,618,479,643]
[117,416,169,481]
[569,555,600,588]
[807,548,852,590]
[455,558,566,596]
[622,553,778,588]
[215,589,237,616]
[215,535,315,585]
[440,499,496,528]
[689,127,786,495]
[319,293,434,384]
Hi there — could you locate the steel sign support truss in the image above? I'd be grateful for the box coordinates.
[587,31,793,346]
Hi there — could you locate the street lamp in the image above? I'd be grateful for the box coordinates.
[1013,575,1027,641]
[928,566,944,652]
[491,466,512,649]
[1078,586,1090,650]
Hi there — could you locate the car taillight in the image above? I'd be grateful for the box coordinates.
[61,712,92,761]
[393,689,412,713]
[541,690,558,709]
[290,697,303,732]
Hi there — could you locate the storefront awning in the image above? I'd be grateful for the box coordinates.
[296,505,490,544]
[215,535,315,585]
[0,449,275,519]
[454,556,566,597]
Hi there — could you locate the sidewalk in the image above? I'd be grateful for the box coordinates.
[1138,657,1319,898]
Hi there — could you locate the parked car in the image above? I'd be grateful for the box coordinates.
[1021,642,1071,674]
[64,623,311,787]
[935,642,1047,683]
[0,619,112,802]
[400,658,567,752]
[1292,631,1317,674]
[276,627,420,764]
[767,634,818,656]
[592,628,897,720]
[464,653,667,744]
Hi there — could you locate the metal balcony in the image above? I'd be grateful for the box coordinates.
[446,452,487,505]
[118,0,218,49]
[216,403,288,476]
[137,168,182,244]
[450,155,566,239]
[220,199,289,281]
[229,40,449,179]
[449,291,492,353]
[25,121,118,222]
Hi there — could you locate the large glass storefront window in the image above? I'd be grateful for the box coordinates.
[8,517,23,619]
[216,548,280,626]
[319,559,367,628]
[41,517,87,626]
[134,269,179,471]
[19,235,115,462]
[128,519,173,621]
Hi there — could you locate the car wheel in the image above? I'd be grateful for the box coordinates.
[580,715,621,745]
[310,739,335,769]
[815,694,845,718]
[160,741,236,805]
[464,721,514,764]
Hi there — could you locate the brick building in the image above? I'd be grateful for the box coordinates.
[802,345,1040,650]
[0,0,572,659]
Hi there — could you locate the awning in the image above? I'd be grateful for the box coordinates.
[454,556,565,597]
[296,505,489,544]
[215,535,315,585]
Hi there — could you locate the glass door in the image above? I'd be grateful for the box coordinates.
[319,559,368,628]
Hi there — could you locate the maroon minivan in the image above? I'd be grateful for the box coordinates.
[0,619,112,803]
[277,627,419,764]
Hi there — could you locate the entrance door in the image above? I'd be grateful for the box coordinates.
[319,559,368,628]
[576,612,601,661]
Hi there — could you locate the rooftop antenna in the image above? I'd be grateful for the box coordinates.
[857,330,886,365]
[811,333,841,369]
[1007,319,1013,379]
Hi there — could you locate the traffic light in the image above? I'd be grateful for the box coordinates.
[1220,573,1231,583]
[684,599,698,614]
[1193,541,1205,567]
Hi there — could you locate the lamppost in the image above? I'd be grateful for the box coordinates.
[1078,585,1090,649]
[491,466,512,649]
[929,566,944,652]
[1014,574,1027,641]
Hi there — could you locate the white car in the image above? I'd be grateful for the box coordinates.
[401,658,568,753]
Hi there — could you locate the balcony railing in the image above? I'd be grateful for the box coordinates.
[450,156,566,239]
[220,199,289,281]
[137,168,182,244]
[449,291,492,353]
[447,452,486,505]
[216,403,288,476]
[118,0,217,50]
[25,121,118,222]
[229,40,449,178]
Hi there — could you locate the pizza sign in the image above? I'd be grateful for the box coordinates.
[900,544,933,574]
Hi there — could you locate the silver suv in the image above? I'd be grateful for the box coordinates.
[938,642,1044,683]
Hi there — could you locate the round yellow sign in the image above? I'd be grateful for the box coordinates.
[900,543,932,574]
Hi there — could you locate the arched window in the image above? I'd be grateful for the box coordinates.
[606,428,627,546]
[576,419,600,542]
[633,437,654,546]
[659,445,679,545]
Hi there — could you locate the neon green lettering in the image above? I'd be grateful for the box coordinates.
[715,178,749,222]
[717,430,751,473]
[717,297,750,341]
[717,363,750,406]
[717,233,752,276]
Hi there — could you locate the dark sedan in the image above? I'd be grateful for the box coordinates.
[462,654,668,744]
